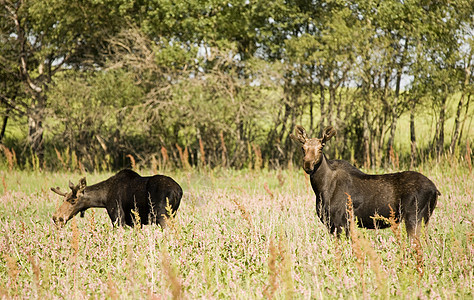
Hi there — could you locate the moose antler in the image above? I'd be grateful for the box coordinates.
[51,187,68,197]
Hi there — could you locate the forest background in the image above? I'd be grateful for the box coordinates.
[1,0,473,172]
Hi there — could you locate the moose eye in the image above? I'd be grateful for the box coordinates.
[68,198,77,205]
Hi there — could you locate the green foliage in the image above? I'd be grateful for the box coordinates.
[1,0,473,170]
[47,69,144,170]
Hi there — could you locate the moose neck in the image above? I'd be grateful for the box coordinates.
[310,153,331,190]
[83,181,109,208]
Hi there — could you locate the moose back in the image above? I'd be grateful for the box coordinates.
[51,169,183,227]
[291,125,440,237]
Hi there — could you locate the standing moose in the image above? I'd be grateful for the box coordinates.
[290,125,439,237]
[51,169,183,228]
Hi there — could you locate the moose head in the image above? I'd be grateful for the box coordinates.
[290,125,336,174]
[51,178,87,227]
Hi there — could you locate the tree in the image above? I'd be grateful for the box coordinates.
[408,0,472,155]
[0,0,129,164]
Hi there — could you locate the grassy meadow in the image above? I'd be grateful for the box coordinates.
[0,160,473,299]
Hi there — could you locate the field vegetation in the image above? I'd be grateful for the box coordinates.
[0,158,472,298]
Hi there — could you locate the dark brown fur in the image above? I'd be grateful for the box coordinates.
[291,125,439,237]
[52,169,182,228]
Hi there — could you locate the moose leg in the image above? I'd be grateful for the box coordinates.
[156,207,171,229]
[107,205,127,227]
[158,217,167,229]
[405,220,420,238]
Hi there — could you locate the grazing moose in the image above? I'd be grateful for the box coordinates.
[51,169,183,228]
[290,125,439,237]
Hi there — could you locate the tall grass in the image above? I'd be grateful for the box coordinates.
[0,162,472,298]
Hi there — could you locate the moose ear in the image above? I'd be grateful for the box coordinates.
[69,180,75,190]
[321,126,336,143]
[79,177,87,190]
[290,125,308,144]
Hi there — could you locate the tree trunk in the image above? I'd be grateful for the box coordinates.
[458,93,471,146]
[328,70,336,126]
[410,100,417,169]
[387,91,400,164]
[319,81,326,128]
[27,103,45,166]
[309,89,314,133]
[450,94,464,153]
[0,109,9,143]
[435,96,447,155]
[451,64,471,152]
[363,106,371,169]
[387,40,408,164]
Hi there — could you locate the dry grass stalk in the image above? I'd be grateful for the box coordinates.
[183,146,191,169]
[3,253,20,294]
[28,254,41,293]
[277,171,285,187]
[357,217,391,294]
[88,210,96,233]
[2,174,7,193]
[176,144,190,169]
[389,145,400,170]
[70,218,80,283]
[263,235,294,299]
[107,277,119,300]
[151,155,158,174]
[54,147,68,170]
[161,146,169,169]
[131,208,141,228]
[346,193,367,299]
[263,182,274,199]
[232,197,252,225]
[71,219,79,255]
[363,238,387,295]
[199,138,206,167]
[31,152,38,171]
[163,198,178,231]
[0,286,7,298]
[263,238,278,299]
[278,236,294,299]
[161,247,183,300]
[78,160,86,174]
[20,220,26,236]
[163,198,185,249]
[1,145,15,171]
[233,185,248,196]
[387,205,401,243]
[412,236,425,280]
[176,144,184,165]
[252,143,262,170]
[373,204,403,245]
[11,149,16,168]
[126,154,136,170]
